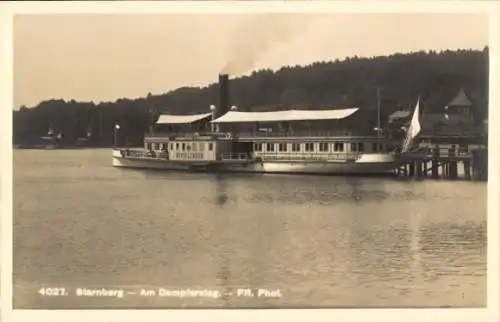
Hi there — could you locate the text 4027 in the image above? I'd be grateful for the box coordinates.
[38,288,67,296]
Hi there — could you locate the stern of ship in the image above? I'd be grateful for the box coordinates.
[112,148,125,167]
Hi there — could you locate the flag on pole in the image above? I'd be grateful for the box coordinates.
[402,97,422,153]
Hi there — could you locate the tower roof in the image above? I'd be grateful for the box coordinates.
[446,88,472,107]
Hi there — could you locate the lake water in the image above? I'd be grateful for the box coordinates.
[13,149,487,309]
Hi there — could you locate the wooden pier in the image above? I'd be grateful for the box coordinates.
[390,87,487,181]
[396,142,487,181]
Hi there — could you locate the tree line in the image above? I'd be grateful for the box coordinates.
[13,47,488,146]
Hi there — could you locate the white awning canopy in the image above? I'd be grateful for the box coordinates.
[156,112,212,125]
[211,108,359,123]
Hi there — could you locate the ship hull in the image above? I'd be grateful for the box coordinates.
[112,151,403,175]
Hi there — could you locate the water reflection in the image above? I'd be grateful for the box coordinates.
[212,174,231,306]
[214,175,229,206]
[241,175,427,206]
[418,222,487,280]
[14,150,487,308]
[199,174,487,306]
[347,218,486,290]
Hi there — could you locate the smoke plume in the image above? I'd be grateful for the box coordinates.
[221,14,311,76]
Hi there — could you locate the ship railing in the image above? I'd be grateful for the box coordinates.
[257,152,361,162]
[220,153,253,161]
[235,130,354,138]
[121,148,214,161]
[121,149,169,160]
[123,150,145,158]
[174,152,206,160]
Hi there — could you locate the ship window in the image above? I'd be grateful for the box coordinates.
[254,143,262,151]
[358,142,364,152]
[200,142,205,150]
[266,143,275,152]
[170,143,174,150]
[351,142,357,152]
[305,143,314,152]
[208,143,213,151]
[147,143,152,150]
[278,143,287,152]
[334,142,344,152]
[176,142,179,150]
[292,143,300,152]
[319,142,329,152]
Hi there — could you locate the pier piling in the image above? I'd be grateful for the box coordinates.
[409,163,415,177]
[396,138,486,181]
[450,161,458,179]
[464,160,471,179]
[431,160,439,178]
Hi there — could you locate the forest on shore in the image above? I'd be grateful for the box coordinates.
[13,47,488,146]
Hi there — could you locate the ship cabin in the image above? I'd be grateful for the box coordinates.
[144,112,225,161]
[144,106,400,164]
[211,107,398,161]
[144,111,257,162]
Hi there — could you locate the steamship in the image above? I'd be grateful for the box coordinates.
[112,74,421,175]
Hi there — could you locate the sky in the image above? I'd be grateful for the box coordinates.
[13,13,488,109]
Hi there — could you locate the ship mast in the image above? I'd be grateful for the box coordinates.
[376,86,381,141]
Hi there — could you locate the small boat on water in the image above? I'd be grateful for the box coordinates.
[112,74,421,175]
[32,128,62,149]
[16,127,92,150]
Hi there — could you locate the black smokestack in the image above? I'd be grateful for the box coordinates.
[218,74,229,118]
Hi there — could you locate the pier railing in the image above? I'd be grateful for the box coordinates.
[405,147,473,161]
